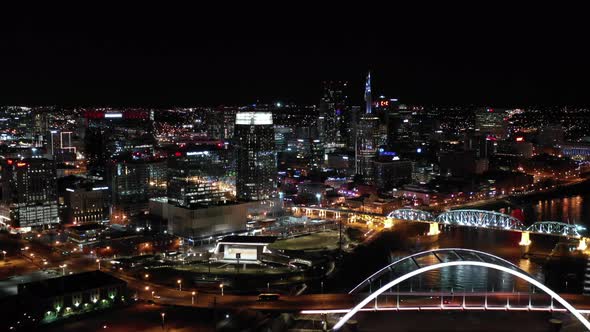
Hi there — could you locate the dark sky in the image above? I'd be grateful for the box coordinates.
[1,6,589,107]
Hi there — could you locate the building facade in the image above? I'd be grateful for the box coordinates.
[0,158,59,230]
[235,112,277,201]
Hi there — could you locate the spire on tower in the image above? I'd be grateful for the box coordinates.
[365,71,372,114]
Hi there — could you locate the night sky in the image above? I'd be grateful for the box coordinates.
[1,7,589,107]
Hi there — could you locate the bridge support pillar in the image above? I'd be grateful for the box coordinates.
[519,231,531,255]
[384,218,393,229]
[427,222,440,236]
[577,238,587,251]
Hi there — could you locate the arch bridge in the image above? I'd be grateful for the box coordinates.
[332,248,590,330]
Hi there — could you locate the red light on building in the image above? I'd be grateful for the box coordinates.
[174,152,182,157]
[7,159,13,165]
[515,137,524,142]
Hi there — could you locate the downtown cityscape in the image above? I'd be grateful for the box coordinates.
[3,10,590,332]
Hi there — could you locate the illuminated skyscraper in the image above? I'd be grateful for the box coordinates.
[365,72,372,114]
[235,112,277,201]
[356,72,379,184]
[0,158,59,230]
[319,81,350,151]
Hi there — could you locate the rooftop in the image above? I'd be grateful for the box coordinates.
[219,235,277,244]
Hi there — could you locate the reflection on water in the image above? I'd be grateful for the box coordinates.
[509,194,590,226]
[390,227,548,293]
[334,194,587,294]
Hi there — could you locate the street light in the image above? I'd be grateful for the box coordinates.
[151,291,155,299]
[2,250,6,260]
[160,312,165,329]
[59,264,67,275]
[177,279,182,292]
[96,259,101,270]
[144,286,150,299]
[220,284,224,296]
[145,273,149,279]
[191,291,196,305]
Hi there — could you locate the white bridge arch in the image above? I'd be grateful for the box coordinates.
[334,249,590,330]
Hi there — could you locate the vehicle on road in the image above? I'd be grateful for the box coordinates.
[258,293,280,301]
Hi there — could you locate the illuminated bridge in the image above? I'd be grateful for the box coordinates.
[387,208,586,238]
[291,206,586,238]
[387,208,434,222]
[329,248,590,330]
[525,221,585,237]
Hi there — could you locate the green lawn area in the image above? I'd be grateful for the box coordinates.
[269,231,343,251]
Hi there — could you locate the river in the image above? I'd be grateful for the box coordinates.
[327,190,590,295]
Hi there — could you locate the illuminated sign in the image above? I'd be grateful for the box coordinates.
[16,162,27,167]
[104,113,123,118]
[92,186,108,191]
[515,137,524,142]
[186,151,210,156]
[66,188,75,192]
[235,112,273,125]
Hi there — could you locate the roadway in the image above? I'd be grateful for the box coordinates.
[112,270,590,312]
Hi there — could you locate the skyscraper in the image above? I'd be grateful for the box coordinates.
[319,81,350,151]
[235,112,277,201]
[167,147,229,207]
[0,158,59,230]
[356,72,380,184]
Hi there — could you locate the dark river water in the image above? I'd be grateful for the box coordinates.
[328,190,590,295]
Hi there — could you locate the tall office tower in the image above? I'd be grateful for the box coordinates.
[319,81,349,151]
[235,112,277,201]
[356,72,380,184]
[167,147,229,207]
[373,96,400,148]
[107,158,167,222]
[83,109,155,177]
[0,158,59,230]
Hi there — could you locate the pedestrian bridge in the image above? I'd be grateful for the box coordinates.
[330,248,590,330]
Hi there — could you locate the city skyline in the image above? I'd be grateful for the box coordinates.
[4,7,590,331]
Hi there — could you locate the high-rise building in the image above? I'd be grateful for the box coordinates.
[319,81,349,151]
[235,112,277,201]
[107,158,167,222]
[0,158,59,230]
[356,72,380,184]
[167,147,229,207]
[373,152,413,191]
[64,184,109,224]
